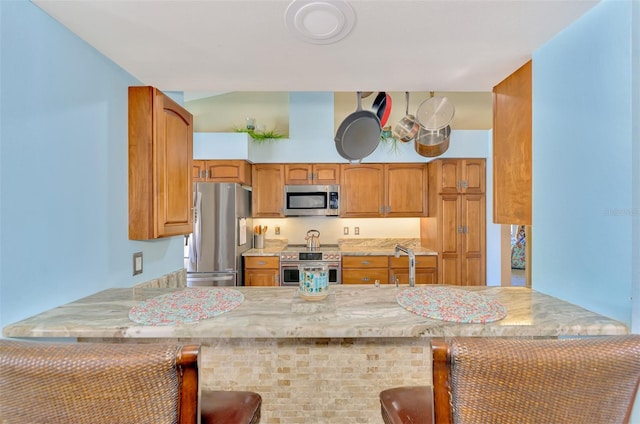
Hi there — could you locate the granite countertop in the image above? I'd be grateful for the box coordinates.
[3,285,628,339]
[243,238,437,257]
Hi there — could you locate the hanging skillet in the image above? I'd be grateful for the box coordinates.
[334,92,381,161]
[371,92,392,127]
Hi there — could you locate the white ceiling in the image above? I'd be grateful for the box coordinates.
[32,0,600,94]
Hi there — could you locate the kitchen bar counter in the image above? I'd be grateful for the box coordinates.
[2,285,627,423]
[3,285,627,339]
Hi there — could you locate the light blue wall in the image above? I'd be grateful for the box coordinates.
[532,0,638,327]
[0,1,185,330]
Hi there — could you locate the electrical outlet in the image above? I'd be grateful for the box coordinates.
[275,226,280,235]
[343,227,349,235]
[354,227,360,235]
[133,252,143,276]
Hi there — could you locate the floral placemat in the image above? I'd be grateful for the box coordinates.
[396,287,507,323]
[129,288,244,326]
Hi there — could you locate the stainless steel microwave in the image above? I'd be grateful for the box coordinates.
[283,185,339,216]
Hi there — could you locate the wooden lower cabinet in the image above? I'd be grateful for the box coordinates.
[342,255,438,285]
[244,256,280,286]
[342,256,388,284]
[389,255,438,285]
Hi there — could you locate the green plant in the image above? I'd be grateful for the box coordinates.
[380,134,400,154]
[235,128,285,142]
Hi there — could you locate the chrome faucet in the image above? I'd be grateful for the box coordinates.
[394,244,416,287]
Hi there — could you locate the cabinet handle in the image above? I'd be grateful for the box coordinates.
[464,226,468,234]
[458,226,463,233]
[361,260,370,265]
[275,273,279,284]
[361,277,370,282]
[205,170,210,179]
[463,181,468,189]
[200,170,205,178]
[258,261,266,266]
[386,206,391,214]
[457,180,462,189]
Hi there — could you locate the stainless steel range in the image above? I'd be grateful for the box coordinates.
[279,245,341,286]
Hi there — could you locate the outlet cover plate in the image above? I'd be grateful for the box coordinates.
[133,252,143,276]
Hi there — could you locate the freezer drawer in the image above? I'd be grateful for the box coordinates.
[187,272,237,287]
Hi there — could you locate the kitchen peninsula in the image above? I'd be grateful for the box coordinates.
[3,285,628,423]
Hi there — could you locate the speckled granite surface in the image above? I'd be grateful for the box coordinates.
[243,237,437,256]
[3,285,627,339]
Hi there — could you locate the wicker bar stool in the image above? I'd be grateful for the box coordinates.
[381,335,640,424]
[0,339,261,424]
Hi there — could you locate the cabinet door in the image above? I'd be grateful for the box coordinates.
[193,160,207,182]
[128,86,193,240]
[439,194,461,285]
[313,164,340,185]
[340,164,385,217]
[493,60,532,224]
[386,164,428,217]
[207,160,251,184]
[284,164,312,184]
[461,194,486,285]
[437,160,461,194]
[245,269,279,286]
[461,159,485,194]
[252,164,284,217]
[342,268,388,284]
[389,270,437,285]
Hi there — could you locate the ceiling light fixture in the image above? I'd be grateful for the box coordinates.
[285,0,355,45]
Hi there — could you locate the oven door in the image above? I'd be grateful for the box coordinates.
[280,262,341,286]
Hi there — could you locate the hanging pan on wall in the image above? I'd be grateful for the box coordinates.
[334,91,381,162]
[414,92,455,157]
[416,93,455,130]
[414,125,451,157]
[393,92,419,143]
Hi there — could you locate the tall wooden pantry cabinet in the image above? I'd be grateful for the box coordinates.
[421,159,486,285]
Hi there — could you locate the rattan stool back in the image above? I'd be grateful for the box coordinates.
[433,335,640,424]
[0,340,199,424]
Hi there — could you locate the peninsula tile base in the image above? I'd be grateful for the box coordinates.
[82,337,430,424]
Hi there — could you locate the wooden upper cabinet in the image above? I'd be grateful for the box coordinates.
[429,159,485,196]
[340,163,428,218]
[193,160,252,184]
[493,60,532,225]
[252,164,284,217]
[284,163,340,185]
[340,164,386,217]
[386,163,428,217]
[128,86,193,240]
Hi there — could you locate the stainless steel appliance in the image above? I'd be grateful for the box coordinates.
[187,183,252,286]
[283,185,339,216]
[280,245,341,286]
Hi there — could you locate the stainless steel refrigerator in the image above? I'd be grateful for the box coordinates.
[187,183,252,286]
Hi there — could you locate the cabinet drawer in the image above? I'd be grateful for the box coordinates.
[389,255,437,269]
[342,256,388,269]
[245,256,279,269]
[389,270,438,285]
[342,268,388,284]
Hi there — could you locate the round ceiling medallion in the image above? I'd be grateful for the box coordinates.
[285,0,356,45]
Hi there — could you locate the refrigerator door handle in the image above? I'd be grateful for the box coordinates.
[188,275,234,282]
[188,189,202,271]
